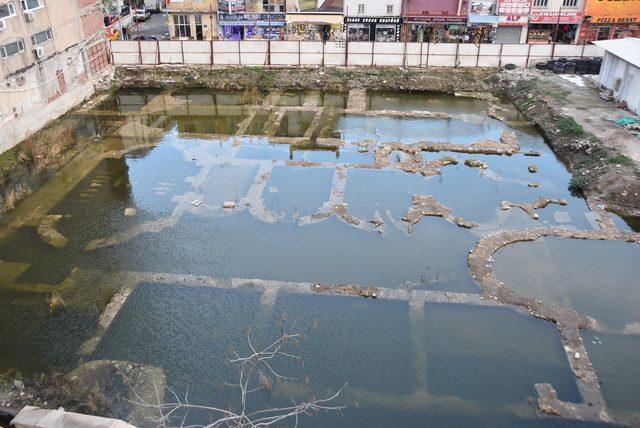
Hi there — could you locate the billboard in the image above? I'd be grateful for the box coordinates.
[497,0,531,15]
[585,0,640,23]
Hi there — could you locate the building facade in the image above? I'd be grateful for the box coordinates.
[494,0,530,42]
[217,0,287,40]
[166,0,218,40]
[285,0,344,41]
[344,0,402,42]
[0,0,107,147]
[527,0,584,44]
[402,0,468,43]
[579,0,640,42]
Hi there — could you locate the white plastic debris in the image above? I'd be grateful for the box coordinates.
[124,208,137,217]
[223,201,236,209]
[574,352,581,360]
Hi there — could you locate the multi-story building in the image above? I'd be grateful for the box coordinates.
[0,0,107,148]
[285,0,344,41]
[344,0,402,41]
[527,0,584,43]
[579,0,640,42]
[166,0,218,40]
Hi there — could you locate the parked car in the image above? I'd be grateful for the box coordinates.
[120,5,130,16]
[133,8,150,21]
[132,35,158,41]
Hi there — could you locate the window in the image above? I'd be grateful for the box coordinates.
[533,0,547,6]
[262,0,284,12]
[20,0,43,10]
[562,0,577,6]
[357,3,364,14]
[172,14,191,38]
[0,39,25,58]
[386,4,393,14]
[31,27,52,44]
[0,2,16,18]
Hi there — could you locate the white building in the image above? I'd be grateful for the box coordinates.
[344,0,402,41]
[593,38,640,115]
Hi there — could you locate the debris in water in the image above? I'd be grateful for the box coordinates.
[223,201,236,209]
[124,208,137,216]
[528,164,538,173]
[464,159,488,169]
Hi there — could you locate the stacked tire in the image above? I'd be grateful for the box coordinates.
[536,57,601,75]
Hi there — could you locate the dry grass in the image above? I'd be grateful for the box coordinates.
[0,184,32,213]
[19,123,77,172]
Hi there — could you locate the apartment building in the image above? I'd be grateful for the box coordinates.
[0,0,106,149]
[217,0,287,40]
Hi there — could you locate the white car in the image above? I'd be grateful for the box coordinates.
[133,8,151,21]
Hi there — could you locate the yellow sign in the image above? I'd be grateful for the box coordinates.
[586,0,640,23]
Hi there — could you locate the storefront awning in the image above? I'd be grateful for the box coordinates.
[286,13,343,26]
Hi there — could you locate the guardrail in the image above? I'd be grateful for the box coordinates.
[110,40,604,68]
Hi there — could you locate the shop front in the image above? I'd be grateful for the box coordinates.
[285,13,344,41]
[218,12,286,40]
[345,17,402,42]
[403,16,467,43]
[495,0,530,43]
[579,0,640,42]
[528,11,582,44]
[467,0,499,43]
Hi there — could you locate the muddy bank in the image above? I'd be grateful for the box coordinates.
[501,72,640,217]
[114,66,497,94]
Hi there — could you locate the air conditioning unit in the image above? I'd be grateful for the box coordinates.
[0,20,7,31]
[24,11,36,22]
[33,45,44,59]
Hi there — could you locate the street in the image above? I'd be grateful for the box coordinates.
[130,11,169,40]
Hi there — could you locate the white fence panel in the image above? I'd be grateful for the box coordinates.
[324,42,346,66]
[212,41,240,65]
[374,42,404,66]
[183,41,211,64]
[111,41,139,65]
[139,41,158,65]
[271,41,299,66]
[159,41,184,64]
[300,42,323,66]
[109,40,603,68]
[405,43,422,67]
[240,40,268,65]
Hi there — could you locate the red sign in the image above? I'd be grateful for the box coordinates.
[530,10,583,24]
[498,15,528,25]
[497,0,531,15]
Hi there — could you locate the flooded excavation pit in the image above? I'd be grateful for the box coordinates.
[1,88,638,426]
[493,237,640,335]
[88,283,581,426]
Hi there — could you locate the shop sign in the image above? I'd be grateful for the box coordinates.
[218,12,286,26]
[530,11,583,24]
[586,16,639,24]
[497,0,531,15]
[585,0,640,23]
[345,16,401,24]
[404,16,466,24]
[217,0,245,13]
[498,15,528,25]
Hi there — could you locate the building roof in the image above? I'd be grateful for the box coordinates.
[593,38,640,69]
[319,0,343,12]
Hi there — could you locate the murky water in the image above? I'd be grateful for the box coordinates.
[0,88,636,426]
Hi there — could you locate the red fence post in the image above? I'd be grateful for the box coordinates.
[180,40,185,64]
[210,40,214,66]
[525,43,532,68]
[298,40,301,67]
[321,41,325,67]
[454,40,460,67]
[498,43,503,68]
[345,39,349,67]
[403,41,407,68]
[138,39,142,65]
[156,39,160,65]
[425,42,430,67]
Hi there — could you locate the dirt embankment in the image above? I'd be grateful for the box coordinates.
[501,72,640,217]
[114,66,498,93]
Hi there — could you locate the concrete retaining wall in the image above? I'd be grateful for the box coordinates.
[11,406,135,428]
[110,40,604,68]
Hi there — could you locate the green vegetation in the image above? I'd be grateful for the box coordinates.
[549,88,571,103]
[557,117,585,137]
[575,155,601,170]
[607,154,634,167]
[484,75,500,85]
[568,176,587,193]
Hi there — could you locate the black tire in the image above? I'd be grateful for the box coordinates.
[535,62,547,70]
[504,63,516,70]
[552,62,565,74]
[564,61,576,74]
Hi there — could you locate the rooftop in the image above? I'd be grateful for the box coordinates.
[593,37,640,69]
